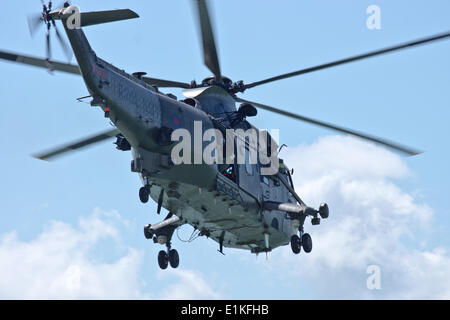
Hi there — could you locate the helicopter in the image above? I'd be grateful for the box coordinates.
[1,1,449,270]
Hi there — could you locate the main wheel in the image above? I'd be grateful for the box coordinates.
[301,233,312,253]
[143,224,153,239]
[169,249,180,268]
[158,250,169,269]
[139,186,149,203]
[290,235,301,254]
[319,203,329,219]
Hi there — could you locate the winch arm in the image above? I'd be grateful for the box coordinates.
[275,172,306,207]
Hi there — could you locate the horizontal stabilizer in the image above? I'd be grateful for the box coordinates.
[80,9,139,27]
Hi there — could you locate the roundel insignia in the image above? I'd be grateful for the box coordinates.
[172,115,182,128]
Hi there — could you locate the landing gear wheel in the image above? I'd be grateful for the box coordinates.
[139,186,149,203]
[290,235,301,254]
[143,224,153,239]
[301,233,312,253]
[168,249,179,268]
[319,203,329,219]
[158,250,169,269]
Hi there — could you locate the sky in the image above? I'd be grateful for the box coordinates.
[0,0,450,299]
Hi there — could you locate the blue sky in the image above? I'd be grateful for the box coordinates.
[0,0,450,299]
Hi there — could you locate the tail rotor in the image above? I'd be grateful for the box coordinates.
[27,1,72,62]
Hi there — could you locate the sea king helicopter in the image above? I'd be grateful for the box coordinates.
[1,1,449,269]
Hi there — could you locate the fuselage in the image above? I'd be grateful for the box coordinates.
[62,15,300,253]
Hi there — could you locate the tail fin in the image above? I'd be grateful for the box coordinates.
[53,5,138,92]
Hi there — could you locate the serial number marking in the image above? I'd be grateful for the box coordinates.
[225,304,269,315]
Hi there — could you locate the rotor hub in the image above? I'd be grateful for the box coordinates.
[198,76,246,94]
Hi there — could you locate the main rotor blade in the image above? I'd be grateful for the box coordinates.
[141,76,191,89]
[52,21,73,62]
[235,97,421,156]
[46,28,51,61]
[244,31,450,90]
[194,0,221,80]
[0,50,81,74]
[33,128,120,161]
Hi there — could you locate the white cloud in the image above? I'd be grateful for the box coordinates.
[265,135,449,299]
[284,136,410,182]
[0,208,223,300]
[157,269,221,300]
[0,209,145,299]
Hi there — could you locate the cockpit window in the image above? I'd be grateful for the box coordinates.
[220,164,237,183]
[182,98,197,108]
